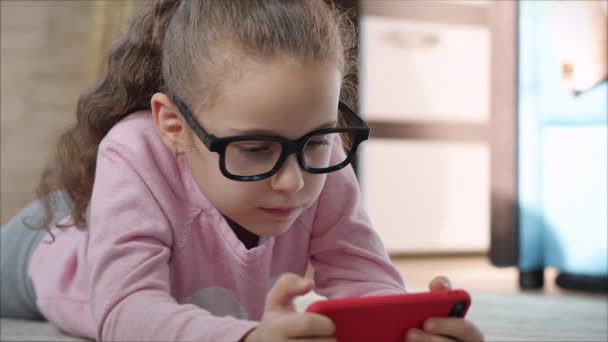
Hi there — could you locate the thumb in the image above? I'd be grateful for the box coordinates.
[428,275,452,292]
[265,273,314,313]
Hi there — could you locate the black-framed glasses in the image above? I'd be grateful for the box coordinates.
[171,94,370,181]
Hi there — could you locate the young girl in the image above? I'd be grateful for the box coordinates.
[1,1,483,341]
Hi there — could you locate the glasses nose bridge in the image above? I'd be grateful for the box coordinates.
[285,135,311,156]
[279,139,307,170]
[284,139,304,155]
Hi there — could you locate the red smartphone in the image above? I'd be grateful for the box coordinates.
[306,289,471,342]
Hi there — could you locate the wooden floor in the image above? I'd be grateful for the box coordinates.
[2,256,606,341]
[391,255,569,295]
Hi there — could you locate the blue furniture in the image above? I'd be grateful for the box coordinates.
[517,1,608,292]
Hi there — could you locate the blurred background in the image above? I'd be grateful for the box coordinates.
[1,0,606,295]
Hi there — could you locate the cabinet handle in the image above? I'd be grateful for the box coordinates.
[381,30,440,49]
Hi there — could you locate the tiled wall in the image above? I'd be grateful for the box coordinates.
[1,1,93,224]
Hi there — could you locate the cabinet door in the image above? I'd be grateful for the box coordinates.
[360,140,489,253]
[360,16,490,122]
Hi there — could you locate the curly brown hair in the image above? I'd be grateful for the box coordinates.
[34,0,358,232]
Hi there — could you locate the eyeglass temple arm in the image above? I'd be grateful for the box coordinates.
[171,95,215,147]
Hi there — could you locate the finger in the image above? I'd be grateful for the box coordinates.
[290,338,337,342]
[428,276,452,292]
[423,318,484,342]
[405,328,456,342]
[266,273,314,312]
[276,313,335,339]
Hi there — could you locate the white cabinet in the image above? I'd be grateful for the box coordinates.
[359,2,491,254]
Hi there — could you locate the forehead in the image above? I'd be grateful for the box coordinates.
[200,59,342,139]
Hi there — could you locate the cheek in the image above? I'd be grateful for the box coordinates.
[188,150,220,184]
[187,150,230,201]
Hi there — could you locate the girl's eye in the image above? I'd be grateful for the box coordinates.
[307,138,329,147]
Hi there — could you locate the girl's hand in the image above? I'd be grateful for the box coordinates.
[243,273,336,342]
[405,276,484,342]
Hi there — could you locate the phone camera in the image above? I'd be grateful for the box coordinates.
[449,301,467,317]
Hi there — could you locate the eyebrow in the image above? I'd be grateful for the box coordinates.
[227,120,339,136]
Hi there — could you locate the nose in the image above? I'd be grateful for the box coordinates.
[270,154,304,193]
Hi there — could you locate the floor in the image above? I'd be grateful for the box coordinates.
[391,255,568,294]
[391,256,608,341]
[2,255,606,341]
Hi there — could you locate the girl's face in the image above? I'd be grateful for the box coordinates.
[186,59,341,237]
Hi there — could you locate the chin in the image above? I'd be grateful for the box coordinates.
[255,219,296,237]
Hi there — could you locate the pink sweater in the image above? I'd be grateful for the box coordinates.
[28,111,405,341]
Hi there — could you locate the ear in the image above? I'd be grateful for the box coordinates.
[151,92,190,155]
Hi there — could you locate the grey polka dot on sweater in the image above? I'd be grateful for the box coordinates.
[181,287,249,319]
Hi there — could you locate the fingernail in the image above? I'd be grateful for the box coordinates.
[424,320,436,331]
